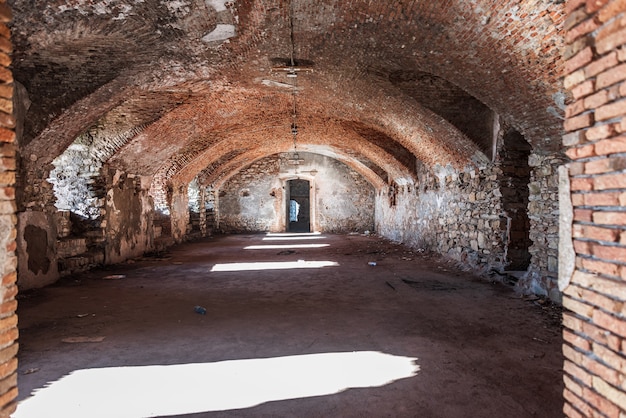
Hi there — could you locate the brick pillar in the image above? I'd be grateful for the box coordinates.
[562,0,626,416]
[0,1,18,416]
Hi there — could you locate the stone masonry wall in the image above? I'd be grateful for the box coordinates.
[48,130,107,221]
[150,168,170,215]
[521,151,565,301]
[376,163,507,274]
[377,150,563,302]
[0,2,18,415]
[561,0,626,416]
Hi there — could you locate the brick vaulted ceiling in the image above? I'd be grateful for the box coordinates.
[8,0,566,188]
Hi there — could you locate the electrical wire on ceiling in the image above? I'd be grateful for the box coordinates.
[268,0,313,170]
[288,0,298,152]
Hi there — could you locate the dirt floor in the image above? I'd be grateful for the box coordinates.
[13,233,563,417]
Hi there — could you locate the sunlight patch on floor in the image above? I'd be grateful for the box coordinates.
[211,260,338,271]
[266,232,322,237]
[263,236,326,241]
[244,244,330,250]
[14,351,420,418]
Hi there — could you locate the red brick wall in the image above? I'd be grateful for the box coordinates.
[562,0,626,415]
[0,1,18,416]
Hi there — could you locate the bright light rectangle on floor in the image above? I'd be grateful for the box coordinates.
[244,244,330,250]
[263,236,326,241]
[211,260,338,272]
[14,351,419,418]
[266,232,321,237]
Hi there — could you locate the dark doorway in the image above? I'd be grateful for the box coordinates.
[287,179,310,232]
[501,129,532,271]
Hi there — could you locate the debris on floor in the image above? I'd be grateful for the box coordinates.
[139,251,172,261]
[402,278,458,292]
[16,233,564,417]
[102,274,125,280]
[194,306,207,315]
[62,337,105,343]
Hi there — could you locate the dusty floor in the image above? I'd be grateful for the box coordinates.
[13,233,563,417]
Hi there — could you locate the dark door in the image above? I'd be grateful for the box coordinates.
[287,179,310,232]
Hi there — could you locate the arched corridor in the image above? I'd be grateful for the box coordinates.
[0,0,622,416]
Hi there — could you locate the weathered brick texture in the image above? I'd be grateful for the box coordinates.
[0,1,17,415]
[562,0,626,416]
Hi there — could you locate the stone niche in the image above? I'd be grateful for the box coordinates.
[17,211,59,289]
[219,152,375,233]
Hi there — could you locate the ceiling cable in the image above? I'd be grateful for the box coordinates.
[288,0,298,151]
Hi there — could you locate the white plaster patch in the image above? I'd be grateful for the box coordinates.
[167,1,191,10]
[260,79,296,89]
[206,0,229,12]
[56,0,131,16]
[394,178,413,186]
[93,3,110,15]
[165,0,192,16]
[113,4,133,20]
[216,109,239,117]
[558,165,574,291]
[202,24,236,43]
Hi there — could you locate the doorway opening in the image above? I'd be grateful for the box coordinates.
[287,179,311,232]
[501,128,532,271]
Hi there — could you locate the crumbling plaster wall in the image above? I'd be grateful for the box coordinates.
[170,183,190,242]
[15,121,159,285]
[219,156,281,232]
[104,169,154,264]
[219,152,375,233]
[16,211,58,289]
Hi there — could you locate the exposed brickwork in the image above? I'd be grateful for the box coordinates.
[562,0,626,415]
[388,71,496,158]
[7,0,566,185]
[0,1,17,415]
